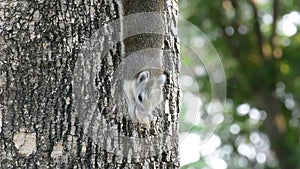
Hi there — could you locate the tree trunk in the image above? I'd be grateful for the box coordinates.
[255,89,298,169]
[0,0,180,168]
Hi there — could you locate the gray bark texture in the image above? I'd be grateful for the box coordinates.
[0,0,180,168]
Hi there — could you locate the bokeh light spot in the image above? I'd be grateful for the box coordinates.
[237,103,250,116]
[280,63,290,74]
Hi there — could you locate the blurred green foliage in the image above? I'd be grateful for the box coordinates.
[179,0,300,169]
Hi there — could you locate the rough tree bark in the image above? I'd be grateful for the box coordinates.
[0,0,180,168]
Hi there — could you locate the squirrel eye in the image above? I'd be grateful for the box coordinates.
[139,76,145,83]
[137,71,149,83]
[138,93,143,102]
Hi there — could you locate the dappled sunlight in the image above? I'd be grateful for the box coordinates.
[179,133,223,167]
[179,133,202,166]
[229,124,240,135]
[237,103,251,116]
[277,11,300,37]
[179,0,300,168]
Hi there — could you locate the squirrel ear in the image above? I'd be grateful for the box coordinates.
[158,74,166,85]
[137,71,149,83]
